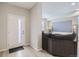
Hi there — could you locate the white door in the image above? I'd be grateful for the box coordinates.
[18,16,26,46]
[7,14,25,49]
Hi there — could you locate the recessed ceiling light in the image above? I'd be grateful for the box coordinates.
[71,2,76,6]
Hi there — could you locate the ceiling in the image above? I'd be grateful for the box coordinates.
[7,2,36,9]
[42,2,79,20]
[5,2,79,20]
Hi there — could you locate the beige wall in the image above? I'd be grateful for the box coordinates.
[30,3,42,51]
[0,4,7,51]
[0,3,30,51]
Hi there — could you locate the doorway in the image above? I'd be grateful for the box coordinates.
[7,14,25,49]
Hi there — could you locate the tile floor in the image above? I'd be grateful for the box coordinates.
[0,46,53,57]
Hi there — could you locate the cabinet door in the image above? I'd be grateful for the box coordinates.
[48,39,55,54]
[53,40,75,57]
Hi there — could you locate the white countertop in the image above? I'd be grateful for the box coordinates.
[52,32,73,35]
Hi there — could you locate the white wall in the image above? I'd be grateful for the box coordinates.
[0,4,7,51]
[0,3,30,51]
[30,3,42,51]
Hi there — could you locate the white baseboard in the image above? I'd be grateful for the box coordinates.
[0,48,9,52]
[35,48,42,51]
[23,42,30,47]
[30,46,42,51]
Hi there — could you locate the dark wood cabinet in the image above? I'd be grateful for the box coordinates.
[42,33,49,52]
[42,33,77,57]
